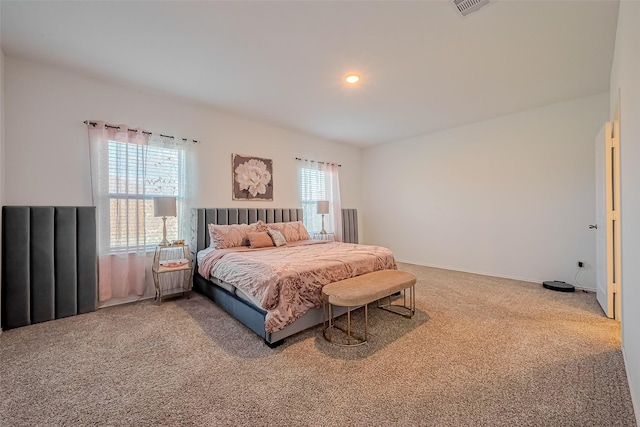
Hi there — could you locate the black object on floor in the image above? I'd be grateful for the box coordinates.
[542,281,575,292]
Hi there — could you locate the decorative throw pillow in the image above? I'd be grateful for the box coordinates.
[268,221,310,242]
[247,231,274,249]
[253,220,270,233]
[208,223,255,249]
[292,221,311,241]
[282,221,311,242]
[267,228,287,247]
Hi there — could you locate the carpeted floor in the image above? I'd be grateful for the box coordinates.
[0,263,636,426]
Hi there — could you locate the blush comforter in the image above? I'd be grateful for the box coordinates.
[198,240,396,333]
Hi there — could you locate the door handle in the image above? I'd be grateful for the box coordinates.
[589,224,598,229]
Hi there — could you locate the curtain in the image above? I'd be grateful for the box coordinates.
[87,121,190,303]
[147,133,191,245]
[297,159,342,242]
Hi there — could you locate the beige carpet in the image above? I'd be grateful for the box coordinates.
[0,263,636,426]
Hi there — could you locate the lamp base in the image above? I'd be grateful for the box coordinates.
[160,216,170,246]
[320,214,327,234]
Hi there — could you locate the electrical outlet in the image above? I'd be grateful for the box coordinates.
[578,261,584,268]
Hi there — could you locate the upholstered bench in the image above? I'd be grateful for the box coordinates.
[322,269,417,346]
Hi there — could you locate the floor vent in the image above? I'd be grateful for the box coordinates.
[453,0,492,17]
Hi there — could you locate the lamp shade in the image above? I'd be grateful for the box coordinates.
[316,200,330,215]
[154,197,177,217]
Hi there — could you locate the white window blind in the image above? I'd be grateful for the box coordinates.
[299,167,327,233]
[108,141,183,251]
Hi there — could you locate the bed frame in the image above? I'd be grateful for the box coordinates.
[192,208,358,347]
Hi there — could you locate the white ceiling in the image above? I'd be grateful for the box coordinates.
[0,0,619,147]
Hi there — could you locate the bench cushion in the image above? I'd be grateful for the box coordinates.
[322,270,417,307]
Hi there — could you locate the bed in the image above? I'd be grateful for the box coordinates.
[192,208,396,347]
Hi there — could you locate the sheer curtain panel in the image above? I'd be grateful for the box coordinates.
[87,121,189,303]
[297,159,342,241]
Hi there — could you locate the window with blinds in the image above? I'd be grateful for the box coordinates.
[299,167,326,233]
[108,141,182,251]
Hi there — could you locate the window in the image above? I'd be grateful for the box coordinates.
[108,141,183,251]
[299,167,327,233]
[297,159,342,240]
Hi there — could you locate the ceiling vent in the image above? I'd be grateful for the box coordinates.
[452,0,492,17]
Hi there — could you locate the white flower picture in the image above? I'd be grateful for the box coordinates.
[232,154,273,200]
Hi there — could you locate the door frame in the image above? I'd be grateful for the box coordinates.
[611,101,622,321]
[604,101,622,321]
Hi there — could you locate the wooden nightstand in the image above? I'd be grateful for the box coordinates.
[152,244,193,304]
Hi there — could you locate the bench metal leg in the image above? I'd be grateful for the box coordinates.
[328,302,333,342]
[378,285,415,318]
[364,304,368,342]
[323,302,368,347]
[347,307,351,346]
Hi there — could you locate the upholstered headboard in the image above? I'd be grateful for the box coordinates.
[193,208,358,251]
[2,206,97,330]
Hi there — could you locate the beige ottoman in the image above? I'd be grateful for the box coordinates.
[322,270,416,346]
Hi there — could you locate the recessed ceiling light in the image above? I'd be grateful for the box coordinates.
[345,74,360,84]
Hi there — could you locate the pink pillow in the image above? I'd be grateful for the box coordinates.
[247,231,274,249]
[267,221,310,242]
[253,220,270,232]
[250,221,310,242]
[208,223,256,249]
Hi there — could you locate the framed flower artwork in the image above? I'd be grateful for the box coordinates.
[232,154,274,201]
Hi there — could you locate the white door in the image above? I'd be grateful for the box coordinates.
[595,125,609,316]
[596,106,621,320]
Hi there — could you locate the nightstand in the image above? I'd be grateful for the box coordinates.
[313,232,335,241]
[152,244,193,304]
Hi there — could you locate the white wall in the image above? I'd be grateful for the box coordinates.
[3,56,362,212]
[3,57,362,305]
[610,1,640,422]
[362,93,608,289]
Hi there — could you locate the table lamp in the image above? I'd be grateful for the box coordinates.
[154,196,177,246]
[317,200,330,234]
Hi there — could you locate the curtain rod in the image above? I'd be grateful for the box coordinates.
[295,157,342,167]
[84,121,201,144]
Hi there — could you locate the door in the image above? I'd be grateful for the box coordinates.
[596,104,621,320]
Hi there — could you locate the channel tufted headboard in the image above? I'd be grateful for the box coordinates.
[194,208,358,251]
[1,206,97,330]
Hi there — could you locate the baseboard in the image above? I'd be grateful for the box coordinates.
[622,345,640,426]
[396,258,542,284]
[98,294,155,309]
[396,258,597,291]
[574,286,596,293]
